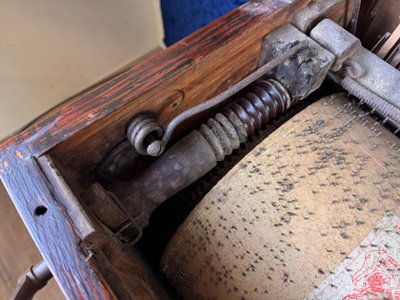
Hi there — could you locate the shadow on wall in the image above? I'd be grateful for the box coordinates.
[161,0,247,45]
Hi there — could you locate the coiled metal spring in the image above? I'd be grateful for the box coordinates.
[126,42,305,157]
[199,79,291,161]
[127,113,164,156]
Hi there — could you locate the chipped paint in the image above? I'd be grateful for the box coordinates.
[15,150,24,160]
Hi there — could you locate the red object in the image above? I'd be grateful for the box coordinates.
[343,248,400,300]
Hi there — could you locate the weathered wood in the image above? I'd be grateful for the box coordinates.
[2,0,310,182]
[0,149,113,299]
[0,1,356,298]
[377,23,400,59]
[1,152,170,299]
[54,0,352,183]
[358,0,400,49]
[0,183,63,299]
[0,1,309,297]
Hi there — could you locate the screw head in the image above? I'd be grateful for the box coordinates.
[345,60,365,79]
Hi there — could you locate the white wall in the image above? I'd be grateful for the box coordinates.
[0,0,164,140]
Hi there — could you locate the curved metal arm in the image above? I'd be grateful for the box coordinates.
[159,41,308,149]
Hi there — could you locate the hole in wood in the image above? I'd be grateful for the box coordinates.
[34,205,48,216]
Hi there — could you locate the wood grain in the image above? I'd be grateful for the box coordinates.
[0,1,309,297]
[2,0,310,182]
[50,0,353,183]
[358,0,400,49]
[0,1,356,298]
[0,183,63,300]
[0,151,113,299]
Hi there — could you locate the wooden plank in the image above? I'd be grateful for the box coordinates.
[377,23,400,58]
[0,1,356,297]
[0,151,114,299]
[0,183,63,300]
[0,2,310,297]
[1,0,310,177]
[48,0,353,180]
[359,0,400,49]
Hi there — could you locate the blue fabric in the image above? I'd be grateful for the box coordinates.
[161,0,247,46]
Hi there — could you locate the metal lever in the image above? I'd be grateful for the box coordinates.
[10,260,52,300]
[127,41,308,157]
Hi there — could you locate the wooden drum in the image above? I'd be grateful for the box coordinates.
[161,95,400,299]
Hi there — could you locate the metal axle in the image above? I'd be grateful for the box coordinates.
[90,79,292,243]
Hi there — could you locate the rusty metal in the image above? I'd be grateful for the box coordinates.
[126,41,308,157]
[91,18,400,246]
[258,23,335,99]
[10,260,52,300]
[95,141,140,181]
[199,79,290,161]
[89,79,293,245]
[161,94,400,299]
[127,112,164,156]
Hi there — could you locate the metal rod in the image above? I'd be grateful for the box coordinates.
[160,40,308,148]
[109,79,293,243]
[349,0,361,35]
[10,260,52,300]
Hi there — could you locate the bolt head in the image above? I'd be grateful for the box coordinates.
[147,141,165,156]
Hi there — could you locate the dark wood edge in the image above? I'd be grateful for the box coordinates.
[3,0,366,298]
[0,1,311,297]
[0,0,308,157]
[0,150,114,299]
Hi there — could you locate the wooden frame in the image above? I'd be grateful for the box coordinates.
[0,0,353,298]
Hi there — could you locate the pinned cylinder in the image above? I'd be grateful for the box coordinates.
[161,95,400,299]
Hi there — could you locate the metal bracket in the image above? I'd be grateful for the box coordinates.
[291,0,341,32]
[258,23,334,99]
[310,18,400,128]
[96,41,308,180]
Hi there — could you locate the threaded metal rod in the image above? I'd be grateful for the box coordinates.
[127,41,306,157]
[199,79,290,161]
[101,79,292,244]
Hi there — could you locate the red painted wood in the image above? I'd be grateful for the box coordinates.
[1,0,306,157]
[0,148,113,299]
[0,1,312,298]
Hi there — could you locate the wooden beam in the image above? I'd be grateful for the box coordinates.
[377,23,400,58]
[0,150,113,299]
[1,0,310,178]
[0,0,355,297]
[0,1,310,297]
